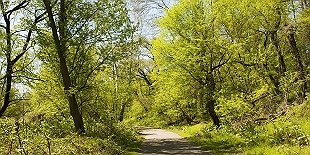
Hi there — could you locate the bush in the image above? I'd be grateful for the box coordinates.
[271,122,309,146]
[0,113,138,155]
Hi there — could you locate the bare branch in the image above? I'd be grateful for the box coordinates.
[7,0,29,17]
[177,63,204,85]
[12,76,45,82]
[11,11,46,66]
[233,60,258,67]
[209,54,232,73]
[137,68,152,86]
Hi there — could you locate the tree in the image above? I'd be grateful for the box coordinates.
[42,0,85,133]
[0,0,44,117]
[40,0,135,133]
[152,0,236,126]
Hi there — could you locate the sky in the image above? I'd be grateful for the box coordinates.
[127,0,176,40]
[0,0,178,96]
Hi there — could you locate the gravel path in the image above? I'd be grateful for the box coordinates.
[139,128,210,155]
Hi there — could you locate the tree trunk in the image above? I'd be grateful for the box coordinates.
[267,74,281,95]
[207,98,220,127]
[0,1,34,117]
[287,29,307,97]
[270,32,286,76]
[206,74,220,127]
[0,66,12,117]
[0,15,12,117]
[43,0,85,133]
[119,101,126,122]
[263,63,281,95]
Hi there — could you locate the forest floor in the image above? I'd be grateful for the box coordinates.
[138,127,211,155]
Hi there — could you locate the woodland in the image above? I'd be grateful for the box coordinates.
[0,0,310,154]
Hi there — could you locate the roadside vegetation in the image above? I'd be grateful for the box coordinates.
[171,101,310,154]
[1,0,310,154]
[127,0,310,154]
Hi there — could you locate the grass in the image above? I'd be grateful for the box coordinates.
[168,103,310,154]
[125,140,142,155]
[244,145,310,155]
[172,123,310,154]
[125,128,144,155]
[170,124,245,154]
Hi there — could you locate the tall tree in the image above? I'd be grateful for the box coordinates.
[42,0,85,133]
[39,0,135,133]
[0,0,44,117]
[152,0,235,126]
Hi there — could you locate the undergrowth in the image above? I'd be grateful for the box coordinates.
[170,102,310,155]
[0,114,140,155]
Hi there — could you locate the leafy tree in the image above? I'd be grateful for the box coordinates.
[38,0,135,133]
[152,0,236,126]
[42,0,86,133]
[0,0,44,117]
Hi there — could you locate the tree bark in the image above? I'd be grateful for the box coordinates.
[43,0,85,133]
[207,98,220,127]
[206,74,220,127]
[0,11,12,117]
[0,68,12,117]
[287,29,307,97]
[270,31,286,76]
[263,63,281,95]
[118,102,126,122]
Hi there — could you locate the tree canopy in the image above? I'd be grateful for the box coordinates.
[0,0,310,154]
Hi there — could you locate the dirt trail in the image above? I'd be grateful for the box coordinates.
[139,128,210,155]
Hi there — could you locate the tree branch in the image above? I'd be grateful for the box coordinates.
[0,24,5,29]
[232,60,258,67]
[177,63,204,85]
[12,75,45,82]
[209,54,231,73]
[137,68,152,86]
[7,0,29,17]
[11,11,46,66]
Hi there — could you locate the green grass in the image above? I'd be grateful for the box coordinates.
[125,129,143,155]
[169,103,310,155]
[170,124,245,154]
[244,145,310,155]
[125,140,142,155]
[172,124,310,154]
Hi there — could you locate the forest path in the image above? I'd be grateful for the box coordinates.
[138,128,211,155]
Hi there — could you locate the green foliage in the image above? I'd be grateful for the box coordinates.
[0,110,140,154]
[172,107,310,154]
[133,0,310,154]
[0,118,120,154]
[1,0,140,154]
[2,0,310,154]
[217,96,251,123]
[271,123,309,145]
[172,124,245,154]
